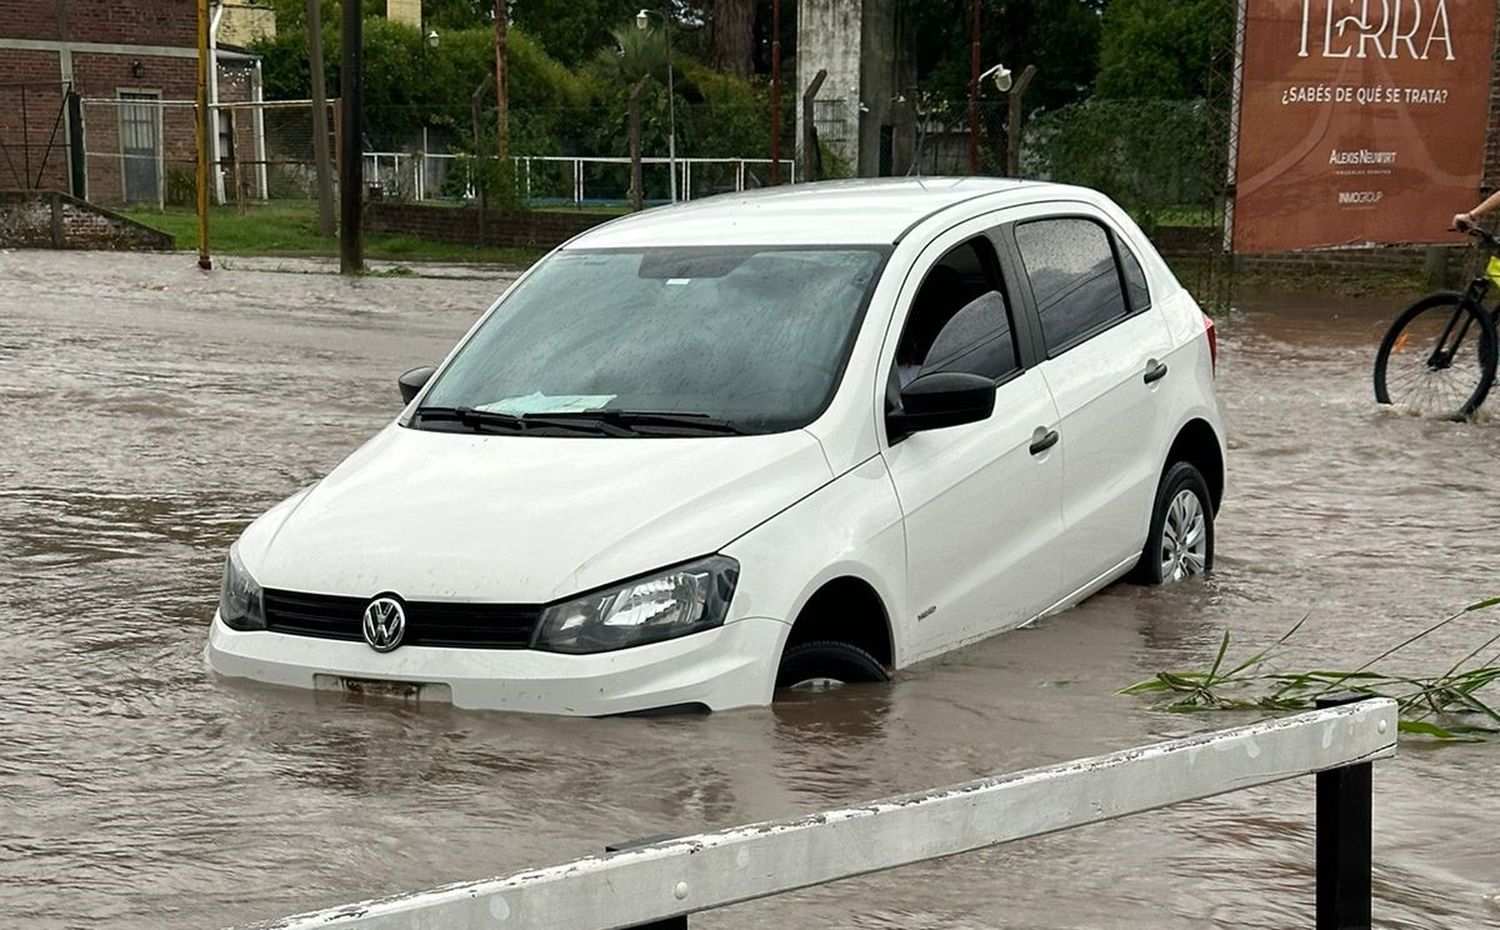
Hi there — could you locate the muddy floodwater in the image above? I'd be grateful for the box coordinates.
[2,251,1498,930]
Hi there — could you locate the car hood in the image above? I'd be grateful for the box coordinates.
[238,423,833,603]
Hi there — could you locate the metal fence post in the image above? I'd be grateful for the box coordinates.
[1315,695,1374,930]
[607,838,688,930]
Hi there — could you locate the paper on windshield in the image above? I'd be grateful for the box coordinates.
[477,393,617,416]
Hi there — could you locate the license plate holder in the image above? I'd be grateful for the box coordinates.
[314,674,452,704]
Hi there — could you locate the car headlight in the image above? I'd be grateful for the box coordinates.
[533,556,739,654]
[219,545,266,631]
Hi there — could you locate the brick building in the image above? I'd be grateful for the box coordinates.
[0,0,273,206]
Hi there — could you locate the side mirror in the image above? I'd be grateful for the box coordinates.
[887,371,996,439]
[398,366,436,405]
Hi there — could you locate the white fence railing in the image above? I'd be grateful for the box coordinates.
[241,697,1397,930]
[364,153,797,204]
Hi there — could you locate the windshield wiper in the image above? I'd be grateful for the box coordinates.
[410,406,633,436]
[537,410,752,436]
[412,406,750,437]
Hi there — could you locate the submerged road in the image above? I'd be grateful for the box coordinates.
[1,250,1497,929]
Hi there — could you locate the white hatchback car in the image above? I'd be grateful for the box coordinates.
[207,178,1224,715]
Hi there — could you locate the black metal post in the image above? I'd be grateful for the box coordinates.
[1315,695,1373,930]
[338,0,363,274]
[607,838,688,930]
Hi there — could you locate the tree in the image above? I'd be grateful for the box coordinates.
[1094,0,1233,100]
[709,0,755,77]
[904,0,1105,115]
[512,0,641,66]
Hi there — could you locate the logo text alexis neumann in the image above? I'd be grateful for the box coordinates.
[1329,149,1397,166]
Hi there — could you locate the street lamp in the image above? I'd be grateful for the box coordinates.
[635,7,677,203]
[426,29,440,49]
[980,63,1012,92]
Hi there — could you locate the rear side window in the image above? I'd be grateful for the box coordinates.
[1015,218,1130,354]
[895,237,1020,386]
[1118,240,1152,312]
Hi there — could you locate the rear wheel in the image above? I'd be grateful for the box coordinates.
[1133,462,1215,585]
[775,640,889,692]
[1374,294,1497,420]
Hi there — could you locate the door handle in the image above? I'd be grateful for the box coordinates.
[1029,428,1059,456]
[1143,359,1169,385]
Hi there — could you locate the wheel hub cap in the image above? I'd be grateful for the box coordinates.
[1160,489,1207,581]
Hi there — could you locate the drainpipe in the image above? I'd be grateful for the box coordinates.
[252,59,268,199]
[208,0,226,205]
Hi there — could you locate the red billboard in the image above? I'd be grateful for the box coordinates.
[1233,0,1497,253]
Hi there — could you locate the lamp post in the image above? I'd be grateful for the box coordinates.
[970,62,1013,176]
[967,0,979,173]
[635,7,677,203]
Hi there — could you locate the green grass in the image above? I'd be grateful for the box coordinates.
[122,202,542,267]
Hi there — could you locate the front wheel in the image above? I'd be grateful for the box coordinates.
[1374,293,1497,420]
[775,641,889,693]
[1133,462,1215,585]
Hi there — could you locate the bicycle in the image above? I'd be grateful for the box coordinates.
[1373,223,1500,420]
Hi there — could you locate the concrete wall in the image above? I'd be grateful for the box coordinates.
[797,0,864,172]
[0,189,172,249]
[366,203,608,251]
[221,3,277,47]
[387,0,422,29]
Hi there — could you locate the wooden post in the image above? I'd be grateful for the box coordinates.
[1005,65,1036,178]
[769,0,781,185]
[195,0,211,269]
[628,78,646,211]
[801,68,827,183]
[306,0,335,237]
[338,0,363,274]
[494,0,511,206]
[471,75,493,245]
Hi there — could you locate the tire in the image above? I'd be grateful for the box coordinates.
[1132,462,1215,585]
[775,640,890,691]
[1374,293,1497,421]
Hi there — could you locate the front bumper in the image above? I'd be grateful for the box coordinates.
[204,612,789,715]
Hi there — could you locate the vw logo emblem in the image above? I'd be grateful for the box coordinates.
[362,596,406,653]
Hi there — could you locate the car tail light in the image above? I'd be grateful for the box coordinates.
[1203,312,1217,375]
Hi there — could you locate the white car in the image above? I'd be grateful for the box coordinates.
[207,178,1224,716]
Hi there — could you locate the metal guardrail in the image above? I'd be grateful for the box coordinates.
[245,697,1397,930]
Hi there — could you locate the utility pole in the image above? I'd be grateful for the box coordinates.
[770,0,781,185]
[495,0,510,207]
[306,0,335,237]
[195,0,211,269]
[968,0,980,174]
[339,0,363,274]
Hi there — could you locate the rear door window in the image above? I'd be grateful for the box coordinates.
[1014,218,1131,355]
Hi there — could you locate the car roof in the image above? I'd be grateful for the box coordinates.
[565,177,1077,249]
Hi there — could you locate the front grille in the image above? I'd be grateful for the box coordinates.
[262,589,541,649]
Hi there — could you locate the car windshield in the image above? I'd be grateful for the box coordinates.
[413,246,887,436]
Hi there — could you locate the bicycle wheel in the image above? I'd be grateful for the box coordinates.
[1374,293,1497,420]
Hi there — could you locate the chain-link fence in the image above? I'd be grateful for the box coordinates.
[0,81,79,193]
[70,95,792,211]
[77,97,332,209]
